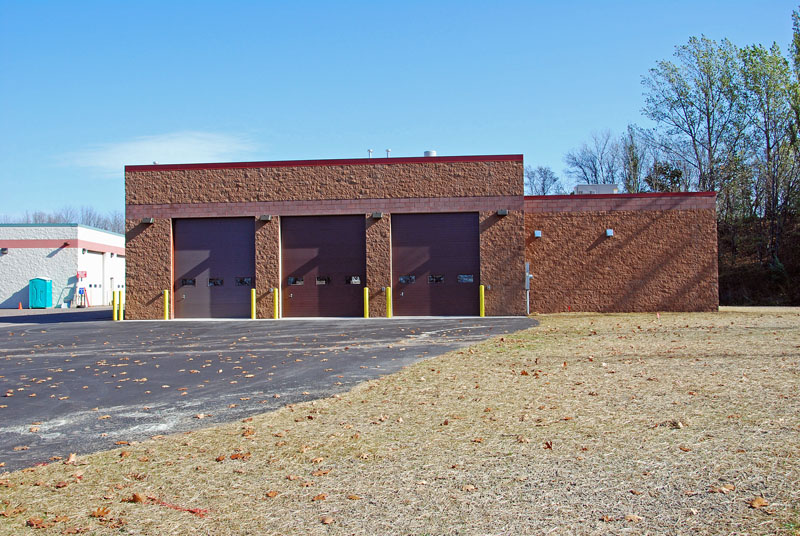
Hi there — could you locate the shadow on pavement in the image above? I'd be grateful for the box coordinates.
[0,307,112,324]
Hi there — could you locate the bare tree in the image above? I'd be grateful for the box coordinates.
[564,130,620,185]
[0,206,124,233]
[525,166,565,195]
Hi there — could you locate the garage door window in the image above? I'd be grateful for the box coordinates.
[399,275,415,284]
[457,274,474,283]
[180,278,196,287]
[235,277,253,287]
[288,277,304,286]
[428,275,445,284]
[208,278,224,287]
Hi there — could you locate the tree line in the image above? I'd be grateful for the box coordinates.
[0,207,125,234]
[527,10,800,305]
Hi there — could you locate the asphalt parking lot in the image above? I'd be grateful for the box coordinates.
[0,309,535,472]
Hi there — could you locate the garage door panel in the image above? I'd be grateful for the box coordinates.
[282,216,365,317]
[392,213,479,316]
[173,218,255,319]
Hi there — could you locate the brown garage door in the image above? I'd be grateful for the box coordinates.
[173,218,255,318]
[281,215,366,317]
[392,213,480,316]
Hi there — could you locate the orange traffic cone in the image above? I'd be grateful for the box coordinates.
[18,302,22,309]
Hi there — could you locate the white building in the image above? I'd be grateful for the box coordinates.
[573,184,620,195]
[0,224,125,308]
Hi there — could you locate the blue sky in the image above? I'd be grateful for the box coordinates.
[0,1,797,216]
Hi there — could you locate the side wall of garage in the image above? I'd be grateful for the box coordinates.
[124,156,525,319]
[524,193,718,313]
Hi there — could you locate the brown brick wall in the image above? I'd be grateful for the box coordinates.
[525,207,718,313]
[255,217,280,318]
[480,211,526,316]
[126,160,522,206]
[124,219,173,320]
[366,215,391,317]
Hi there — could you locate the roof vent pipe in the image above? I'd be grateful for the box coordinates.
[424,150,437,157]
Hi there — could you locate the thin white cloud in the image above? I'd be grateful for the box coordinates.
[66,131,260,175]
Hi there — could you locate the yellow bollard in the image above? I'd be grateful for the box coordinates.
[251,288,256,319]
[163,290,169,320]
[112,291,118,321]
[273,288,279,319]
[386,287,392,318]
[363,287,369,318]
[479,285,485,317]
[120,292,125,321]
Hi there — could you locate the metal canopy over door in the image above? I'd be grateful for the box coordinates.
[392,212,480,316]
[173,217,255,318]
[281,215,366,317]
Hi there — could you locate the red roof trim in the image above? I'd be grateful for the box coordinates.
[524,191,716,200]
[125,154,524,173]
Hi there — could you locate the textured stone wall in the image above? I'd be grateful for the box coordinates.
[124,219,172,319]
[524,206,718,313]
[480,211,526,316]
[255,217,280,318]
[126,158,522,206]
[366,215,391,317]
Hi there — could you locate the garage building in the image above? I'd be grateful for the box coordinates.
[124,154,717,319]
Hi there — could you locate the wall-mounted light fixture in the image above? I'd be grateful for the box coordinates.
[259,214,273,221]
[141,217,155,224]
[0,247,8,255]
[82,248,87,254]
[371,212,383,219]
[606,228,614,237]
[497,209,509,217]
[62,241,70,247]
[534,230,542,238]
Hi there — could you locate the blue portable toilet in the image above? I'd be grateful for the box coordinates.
[29,278,53,309]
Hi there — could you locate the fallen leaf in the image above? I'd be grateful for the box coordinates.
[215,455,226,462]
[347,494,361,500]
[320,516,334,524]
[679,446,692,452]
[12,446,29,451]
[265,490,279,498]
[625,514,642,523]
[119,451,130,458]
[98,415,110,420]
[516,435,530,444]
[749,497,768,509]
[311,457,324,464]
[26,517,49,528]
[194,413,210,419]
[286,474,300,481]
[312,493,327,501]
[64,453,77,465]
[89,506,110,518]
[122,493,144,503]
[543,440,553,449]
[710,483,735,494]
[311,469,330,476]
[55,481,69,489]
[462,484,477,492]
[472,438,483,443]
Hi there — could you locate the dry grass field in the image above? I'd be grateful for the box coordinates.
[1,308,798,535]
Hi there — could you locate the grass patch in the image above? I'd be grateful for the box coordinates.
[1,308,799,535]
